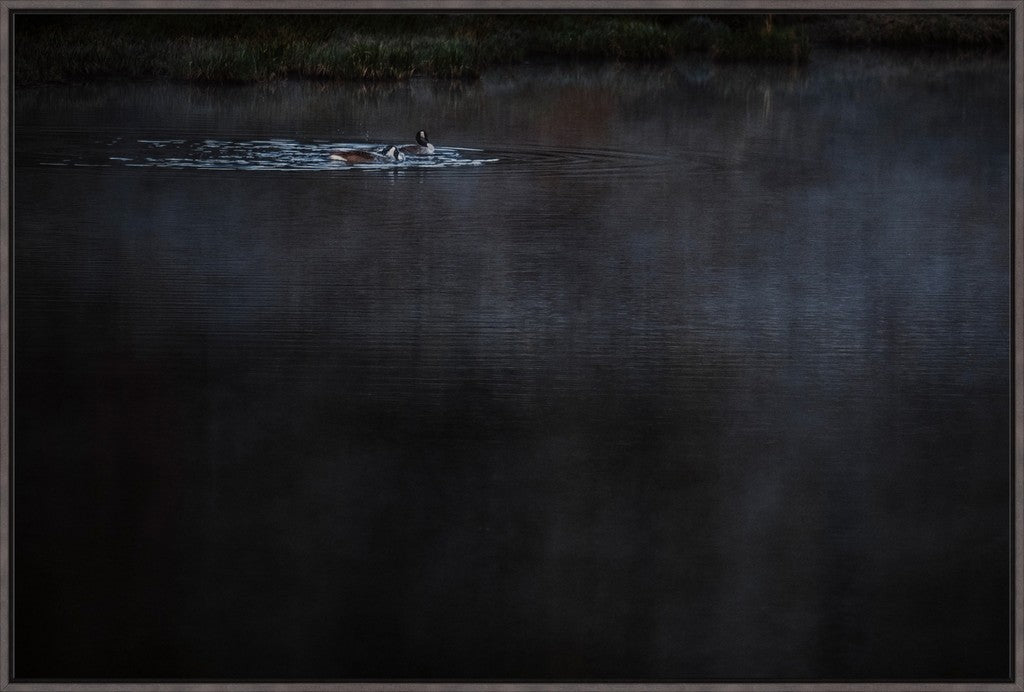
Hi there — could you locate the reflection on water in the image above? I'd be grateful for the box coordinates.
[13,51,1011,680]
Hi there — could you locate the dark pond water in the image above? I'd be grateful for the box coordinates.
[13,51,1011,680]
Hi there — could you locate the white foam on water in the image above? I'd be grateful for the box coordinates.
[115,138,499,171]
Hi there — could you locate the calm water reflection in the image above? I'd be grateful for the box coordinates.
[14,51,1010,680]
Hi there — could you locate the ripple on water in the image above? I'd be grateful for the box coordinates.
[119,139,498,171]
[26,136,692,177]
[479,143,674,179]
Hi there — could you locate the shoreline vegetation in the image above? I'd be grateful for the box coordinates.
[15,14,1009,86]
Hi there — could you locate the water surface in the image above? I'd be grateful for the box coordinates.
[13,51,1011,680]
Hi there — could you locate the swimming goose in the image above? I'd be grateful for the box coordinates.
[329,145,405,164]
[399,131,435,156]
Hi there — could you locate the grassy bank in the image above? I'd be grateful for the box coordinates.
[13,13,1007,86]
[809,14,1009,48]
[14,15,728,84]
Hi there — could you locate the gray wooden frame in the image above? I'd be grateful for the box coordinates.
[0,2,1020,690]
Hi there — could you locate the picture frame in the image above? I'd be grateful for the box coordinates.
[1,2,1021,690]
